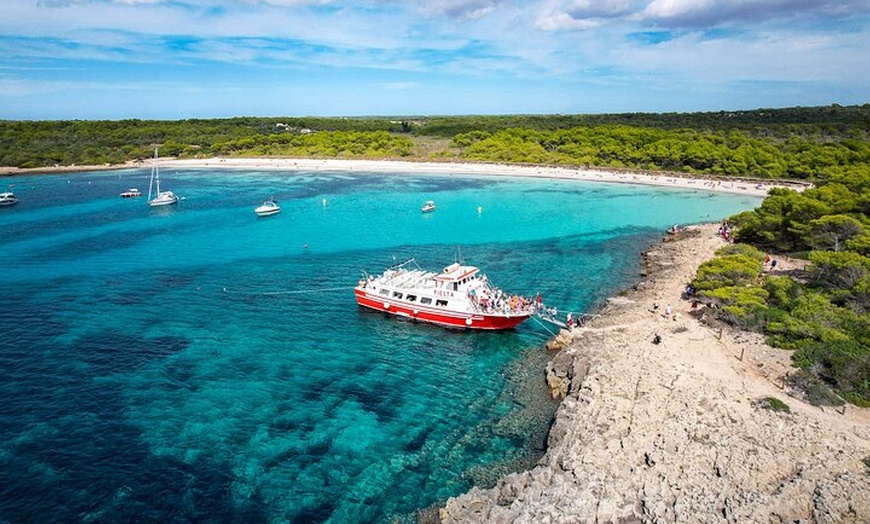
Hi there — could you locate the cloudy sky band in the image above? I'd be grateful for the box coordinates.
[0,0,866,118]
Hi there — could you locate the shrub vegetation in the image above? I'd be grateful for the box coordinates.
[694,161,869,405]
[757,397,791,413]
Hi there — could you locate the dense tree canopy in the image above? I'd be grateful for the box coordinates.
[2,105,868,177]
[452,125,864,178]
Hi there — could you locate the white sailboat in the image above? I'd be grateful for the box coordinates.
[147,148,178,207]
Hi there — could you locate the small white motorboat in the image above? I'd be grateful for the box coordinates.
[421,200,436,213]
[255,200,281,217]
[0,191,18,206]
[120,188,142,198]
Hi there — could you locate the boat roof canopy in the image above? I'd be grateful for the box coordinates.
[435,263,479,282]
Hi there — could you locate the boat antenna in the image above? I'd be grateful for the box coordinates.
[455,245,464,264]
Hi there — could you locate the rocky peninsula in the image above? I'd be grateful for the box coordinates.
[441,224,870,523]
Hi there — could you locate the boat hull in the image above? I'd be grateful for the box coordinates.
[354,287,529,330]
[148,191,178,207]
[148,198,178,207]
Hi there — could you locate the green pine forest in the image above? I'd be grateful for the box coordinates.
[2,104,869,405]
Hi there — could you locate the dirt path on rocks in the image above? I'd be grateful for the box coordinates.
[441,224,869,523]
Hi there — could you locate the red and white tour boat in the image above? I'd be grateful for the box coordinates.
[354,258,534,330]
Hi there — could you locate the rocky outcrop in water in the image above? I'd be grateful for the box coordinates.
[441,225,870,523]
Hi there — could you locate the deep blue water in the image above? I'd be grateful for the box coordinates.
[0,168,761,523]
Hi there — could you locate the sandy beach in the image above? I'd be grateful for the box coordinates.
[1,157,810,197]
[441,224,870,523]
[162,157,806,197]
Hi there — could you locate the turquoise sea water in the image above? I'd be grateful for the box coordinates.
[0,168,761,523]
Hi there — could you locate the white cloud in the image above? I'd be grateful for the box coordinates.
[533,0,635,31]
[534,13,600,31]
[607,26,868,87]
[563,0,633,19]
[641,0,870,28]
[415,0,500,20]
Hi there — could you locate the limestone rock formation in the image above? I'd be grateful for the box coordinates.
[442,225,870,523]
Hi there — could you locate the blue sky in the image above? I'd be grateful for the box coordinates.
[1,0,868,119]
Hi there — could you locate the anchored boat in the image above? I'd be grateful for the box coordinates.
[147,148,178,207]
[0,191,18,206]
[354,258,533,330]
[120,188,142,198]
[255,199,281,217]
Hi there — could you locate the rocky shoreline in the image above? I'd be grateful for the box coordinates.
[440,224,870,523]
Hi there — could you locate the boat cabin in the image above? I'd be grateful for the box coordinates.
[434,263,480,291]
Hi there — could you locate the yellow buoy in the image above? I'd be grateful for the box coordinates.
[322,198,327,206]
[477,206,483,214]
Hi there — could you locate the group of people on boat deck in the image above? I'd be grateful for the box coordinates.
[468,287,533,315]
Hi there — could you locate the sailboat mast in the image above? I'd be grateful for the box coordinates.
[147,148,156,200]
[153,148,160,194]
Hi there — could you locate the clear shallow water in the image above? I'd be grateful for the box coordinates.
[0,168,761,523]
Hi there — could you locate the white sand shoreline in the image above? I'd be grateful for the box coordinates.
[158,157,803,197]
[3,157,810,197]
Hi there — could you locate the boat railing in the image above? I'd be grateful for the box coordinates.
[406,271,436,289]
[387,257,419,271]
[391,269,424,288]
[465,282,534,316]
